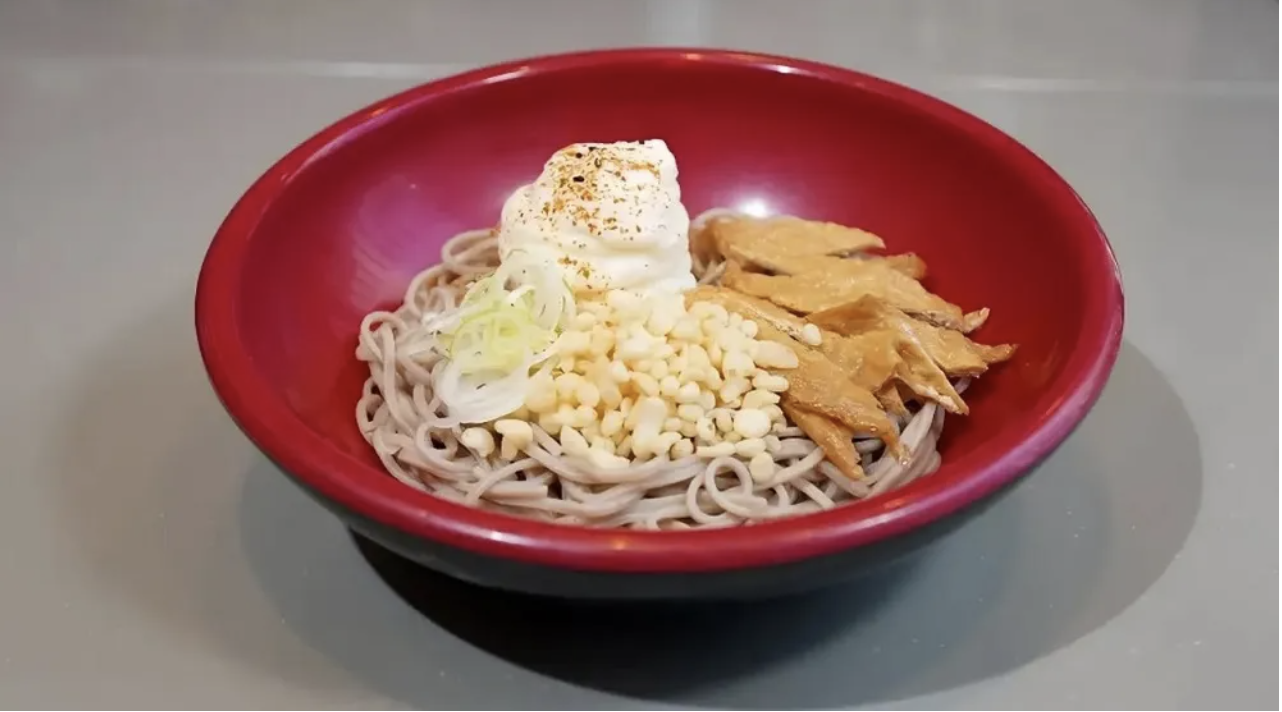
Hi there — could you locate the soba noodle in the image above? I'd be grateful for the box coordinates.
[354,210,959,529]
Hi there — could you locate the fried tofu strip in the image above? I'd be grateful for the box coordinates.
[818,330,900,394]
[882,254,928,280]
[722,260,967,331]
[962,307,990,332]
[733,252,928,281]
[780,404,865,480]
[876,381,909,418]
[893,337,969,414]
[688,215,729,267]
[691,286,961,428]
[685,287,901,456]
[709,216,885,270]
[686,284,810,341]
[822,328,967,415]
[807,295,1015,377]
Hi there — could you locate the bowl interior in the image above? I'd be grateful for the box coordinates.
[214,52,1116,561]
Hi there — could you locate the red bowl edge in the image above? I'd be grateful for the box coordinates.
[194,47,1126,574]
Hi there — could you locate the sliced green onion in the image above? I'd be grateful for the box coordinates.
[424,250,574,423]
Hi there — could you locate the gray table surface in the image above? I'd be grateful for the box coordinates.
[0,1,1276,709]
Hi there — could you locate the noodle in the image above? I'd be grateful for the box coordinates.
[354,210,952,529]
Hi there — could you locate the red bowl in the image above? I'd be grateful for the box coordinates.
[196,48,1123,599]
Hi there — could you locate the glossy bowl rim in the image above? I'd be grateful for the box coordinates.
[195,47,1125,573]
